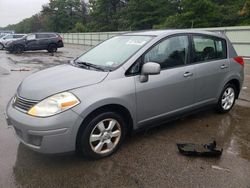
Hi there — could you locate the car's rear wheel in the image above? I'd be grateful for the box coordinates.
[77,111,126,159]
[14,45,24,54]
[0,43,4,50]
[216,84,236,113]
[47,44,57,53]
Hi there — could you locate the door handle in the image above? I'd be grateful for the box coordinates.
[183,72,193,77]
[220,64,228,69]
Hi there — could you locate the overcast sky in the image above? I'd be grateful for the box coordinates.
[0,0,50,27]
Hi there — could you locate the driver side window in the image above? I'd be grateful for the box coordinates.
[144,35,189,69]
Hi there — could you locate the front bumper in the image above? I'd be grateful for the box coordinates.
[6,100,83,154]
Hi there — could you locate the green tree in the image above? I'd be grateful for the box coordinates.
[4,0,250,33]
[157,0,246,28]
[88,0,126,31]
[239,0,250,24]
[42,0,83,32]
[72,22,86,32]
[118,0,180,30]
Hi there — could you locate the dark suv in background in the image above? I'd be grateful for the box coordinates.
[6,33,64,53]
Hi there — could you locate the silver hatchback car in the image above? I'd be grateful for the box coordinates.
[6,30,244,159]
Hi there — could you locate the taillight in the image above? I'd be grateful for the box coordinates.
[233,56,244,67]
[58,35,63,41]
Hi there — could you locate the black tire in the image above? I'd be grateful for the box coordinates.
[0,43,4,50]
[77,111,126,159]
[14,45,24,54]
[47,44,57,53]
[216,83,237,113]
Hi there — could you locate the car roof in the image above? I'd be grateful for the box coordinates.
[123,29,226,39]
[31,32,58,35]
[4,34,26,36]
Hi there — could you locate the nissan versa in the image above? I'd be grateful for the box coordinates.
[6,30,244,159]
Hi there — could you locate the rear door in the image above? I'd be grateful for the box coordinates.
[36,34,52,50]
[135,35,195,126]
[191,34,229,104]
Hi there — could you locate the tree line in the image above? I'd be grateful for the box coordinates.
[4,0,250,33]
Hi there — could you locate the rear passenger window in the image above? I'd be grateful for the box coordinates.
[26,34,36,40]
[192,35,227,63]
[37,34,49,39]
[48,34,56,38]
[37,34,55,39]
[144,35,189,69]
[13,35,24,39]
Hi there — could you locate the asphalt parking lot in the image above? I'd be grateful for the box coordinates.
[0,46,250,188]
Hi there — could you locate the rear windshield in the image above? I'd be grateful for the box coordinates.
[76,35,153,70]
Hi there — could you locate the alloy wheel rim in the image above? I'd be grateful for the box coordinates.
[89,118,121,154]
[221,87,235,110]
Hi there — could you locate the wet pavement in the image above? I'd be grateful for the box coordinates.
[0,47,250,188]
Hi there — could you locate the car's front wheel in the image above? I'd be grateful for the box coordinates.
[216,84,237,113]
[77,111,126,159]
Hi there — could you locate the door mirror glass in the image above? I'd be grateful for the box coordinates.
[140,62,161,82]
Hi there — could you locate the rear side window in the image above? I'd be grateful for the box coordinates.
[192,35,227,63]
[37,34,56,39]
[144,35,189,69]
[48,34,56,38]
[13,35,24,39]
[37,34,48,39]
[26,34,36,40]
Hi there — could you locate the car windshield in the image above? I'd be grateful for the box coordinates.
[0,34,6,39]
[75,35,153,70]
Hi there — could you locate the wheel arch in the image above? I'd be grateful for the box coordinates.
[75,103,134,150]
[48,43,57,48]
[227,79,241,98]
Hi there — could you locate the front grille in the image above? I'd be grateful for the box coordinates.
[13,95,38,112]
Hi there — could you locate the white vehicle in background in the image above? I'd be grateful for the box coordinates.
[0,34,26,50]
[0,34,7,39]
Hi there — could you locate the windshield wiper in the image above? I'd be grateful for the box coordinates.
[75,61,106,71]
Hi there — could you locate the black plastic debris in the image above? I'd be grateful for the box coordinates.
[177,141,223,157]
[10,68,31,71]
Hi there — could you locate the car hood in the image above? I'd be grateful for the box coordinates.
[17,64,109,100]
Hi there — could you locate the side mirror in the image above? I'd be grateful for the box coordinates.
[140,62,161,82]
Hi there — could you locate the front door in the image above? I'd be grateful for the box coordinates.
[135,35,195,126]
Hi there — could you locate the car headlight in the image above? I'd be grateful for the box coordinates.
[28,92,80,117]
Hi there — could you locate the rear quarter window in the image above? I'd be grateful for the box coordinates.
[192,35,227,63]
